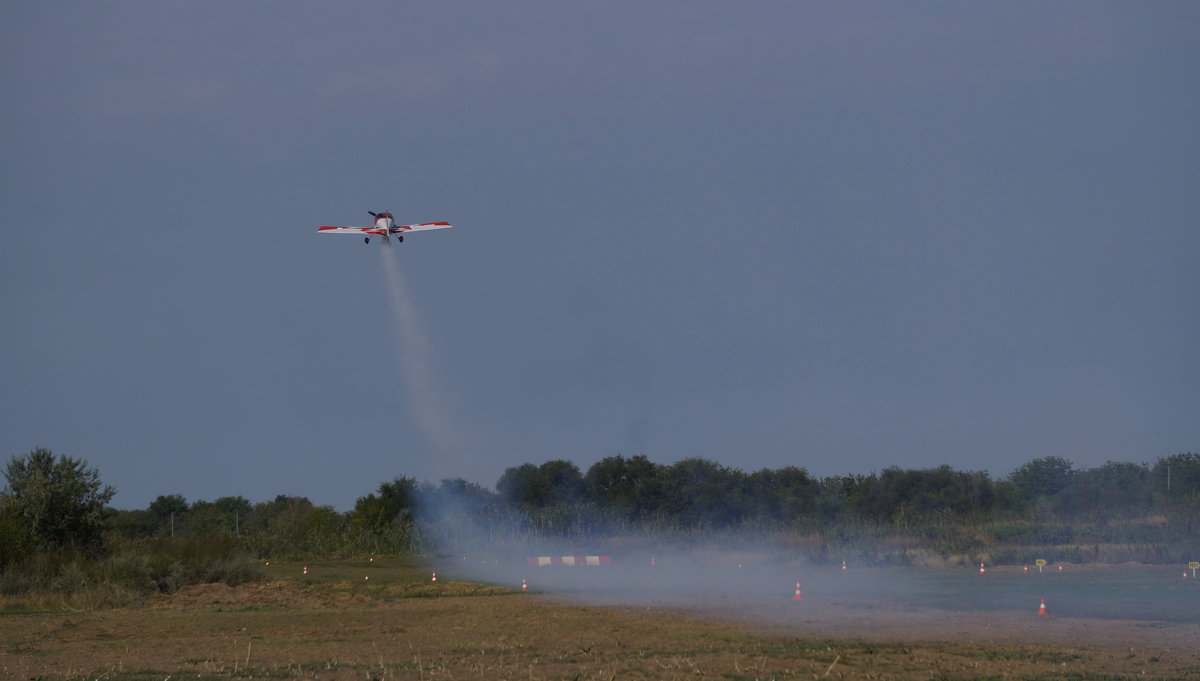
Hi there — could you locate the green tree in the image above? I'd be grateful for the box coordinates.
[1066,462,1151,517]
[1152,453,1200,499]
[497,463,539,507]
[105,507,156,539]
[533,460,587,507]
[242,495,346,558]
[1009,456,1076,501]
[497,460,585,509]
[850,466,998,524]
[351,476,418,534]
[745,466,818,521]
[585,454,663,519]
[148,493,188,534]
[1150,454,1200,546]
[188,496,253,536]
[149,494,188,520]
[660,458,747,527]
[417,478,497,521]
[813,474,867,522]
[1,448,115,554]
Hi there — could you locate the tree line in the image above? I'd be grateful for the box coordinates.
[495,454,1200,529]
[3,448,1199,591]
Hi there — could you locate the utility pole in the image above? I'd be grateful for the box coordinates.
[170,511,175,538]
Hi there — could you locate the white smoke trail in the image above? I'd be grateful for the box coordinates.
[377,244,461,459]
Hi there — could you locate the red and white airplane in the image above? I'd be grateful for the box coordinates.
[318,211,451,244]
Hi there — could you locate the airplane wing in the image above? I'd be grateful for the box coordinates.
[317,226,386,235]
[393,221,452,233]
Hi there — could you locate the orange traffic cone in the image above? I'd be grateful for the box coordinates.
[1023,564,1029,574]
[1037,598,1049,616]
[792,580,804,601]
[841,560,847,572]
[521,578,528,593]
[431,571,438,583]
[302,565,308,575]
[979,562,986,575]
[1057,564,1064,573]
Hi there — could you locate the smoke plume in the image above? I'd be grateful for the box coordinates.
[377,245,461,459]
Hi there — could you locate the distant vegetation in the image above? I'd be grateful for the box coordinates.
[2,447,1198,607]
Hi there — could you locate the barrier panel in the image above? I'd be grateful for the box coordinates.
[525,555,613,566]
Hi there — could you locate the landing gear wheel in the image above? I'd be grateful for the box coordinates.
[364,237,370,244]
[397,235,404,243]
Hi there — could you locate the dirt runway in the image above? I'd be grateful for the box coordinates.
[2,563,1197,680]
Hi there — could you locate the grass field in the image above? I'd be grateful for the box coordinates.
[2,556,1198,680]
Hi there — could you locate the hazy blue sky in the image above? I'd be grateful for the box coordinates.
[3,2,1197,510]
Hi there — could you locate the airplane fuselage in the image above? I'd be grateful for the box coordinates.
[370,211,402,243]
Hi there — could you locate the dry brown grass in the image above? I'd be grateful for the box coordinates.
[0,582,141,613]
[2,575,1199,680]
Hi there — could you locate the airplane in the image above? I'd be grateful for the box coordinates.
[317,211,452,244]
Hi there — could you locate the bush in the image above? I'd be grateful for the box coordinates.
[123,536,264,592]
[0,505,34,571]
[0,535,265,610]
